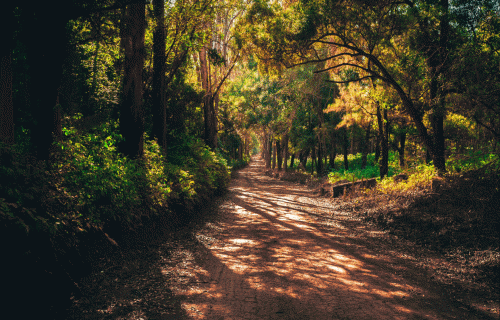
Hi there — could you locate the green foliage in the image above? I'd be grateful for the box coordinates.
[447,148,500,174]
[227,154,251,171]
[325,148,500,193]
[1,114,231,237]
[327,152,401,183]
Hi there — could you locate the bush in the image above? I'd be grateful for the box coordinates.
[327,152,402,184]
[1,114,231,237]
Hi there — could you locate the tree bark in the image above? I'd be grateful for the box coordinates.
[330,133,336,169]
[376,104,389,179]
[272,138,276,169]
[317,137,323,175]
[311,146,316,175]
[119,3,146,158]
[26,7,68,160]
[0,3,14,145]
[199,46,218,150]
[398,131,406,168]
[276,138,282,171]
[267,135,272,168]
[361,124,371,169]
[342,128,349,170]
[152,0,167,153]
[0,43,14,145]
[283,134,289,172]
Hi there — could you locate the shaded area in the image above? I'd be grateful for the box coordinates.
[333,166,500,316]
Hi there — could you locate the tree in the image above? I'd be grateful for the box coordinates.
[0,3,15,145]
[241,0,494,173]
[197,0,243,149]
[119,2,146,158]
[152,0,167,153]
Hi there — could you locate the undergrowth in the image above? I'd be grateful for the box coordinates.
[326,150,500,193]
[0,114,231,243]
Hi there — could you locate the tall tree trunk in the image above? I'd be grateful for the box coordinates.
[27,7,67,160]
[267,136,272,168]
[272,138,276,169]
[311,146,316,175]
[330,134,336,169]
[0,4,14,146]
[119,3,146,158]
[283,134,289,172]
[398,131,406,168]
[342,128,349,170]
[377,105,389,178]
[361,124,371,169]
[317,143,323,176]
[290,153,295,169]
[199,46,213,149]
[301,148,309,169]
[276,138,282,171]
[152,0,167,153]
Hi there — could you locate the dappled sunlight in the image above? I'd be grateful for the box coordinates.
[161,158,473,319]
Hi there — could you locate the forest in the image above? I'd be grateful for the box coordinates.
[0,0,499,318]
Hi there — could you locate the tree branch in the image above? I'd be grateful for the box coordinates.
[325,76,377,84]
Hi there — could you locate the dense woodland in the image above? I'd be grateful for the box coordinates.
[0,0,499,318]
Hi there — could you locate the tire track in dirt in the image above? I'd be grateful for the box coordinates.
[161,157,492,320]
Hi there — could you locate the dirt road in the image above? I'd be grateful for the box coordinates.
[159,158,492,320]
[68,157,494,319]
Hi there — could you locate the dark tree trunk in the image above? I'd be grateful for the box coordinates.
[300,148,310,169]
[0,4,14,145]
[317,138,323,175]
[283,134,289,172]
[342,128,349,170]
[430,107,445,173]
[119,3,146,158]
[426,148,432,164]
[264,134,271,168]
[311,146,316,175]
[0,52,14,145]
[377,105,389,179]
[199,46,217,149]
[26,7,67,160]
[361,125,371,169]
[272,138,276,169]
[398,131,406,168]
[290,153,295,169]
[329,137,336,169]
[152,0,167,153]
[276,138,282,171]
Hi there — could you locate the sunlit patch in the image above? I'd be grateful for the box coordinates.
[394,305,414,314]
[283,212,303,220]
[293,223,314,230]
[326,264,347,273]
[229,238,258,245]
[331,253,351,261]
[339,278,366,287]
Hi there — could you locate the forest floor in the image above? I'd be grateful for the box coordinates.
[65,157,499,319]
